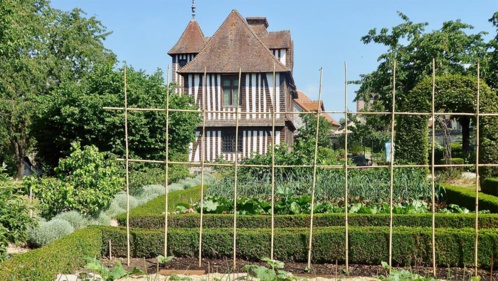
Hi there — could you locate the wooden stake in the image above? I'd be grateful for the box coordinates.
[109,239,112,260]
[271,63,276,260]
[431,59,437,277]
[199,67,207,267]
[124,65,131,267]
[388,61,396,269]
[164,65,171,257]
[475,62,481,276]
[307,67,323,270]
[232,68,242,269]
[344,62,349,272]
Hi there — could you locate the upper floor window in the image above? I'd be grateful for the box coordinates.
[178,59,187,68]
[222,75,241,106]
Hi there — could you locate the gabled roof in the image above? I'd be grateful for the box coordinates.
[168,20,207,55]
[178,10,289,74]
[294,90,340,128]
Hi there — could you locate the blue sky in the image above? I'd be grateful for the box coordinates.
[51,0,498,121]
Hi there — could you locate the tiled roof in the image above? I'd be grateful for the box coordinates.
[168,20,207,55]
[260,31,292,49]
[178,10,289,74]
[294,90,340,127]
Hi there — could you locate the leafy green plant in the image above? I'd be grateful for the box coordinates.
[157,255,174,264]
[243,257,298,281]
[24,142,123,218]
[377,261,437,281]
[83,256,143,281]
[0,164,35,261]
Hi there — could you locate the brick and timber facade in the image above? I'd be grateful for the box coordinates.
[169,10,299,162]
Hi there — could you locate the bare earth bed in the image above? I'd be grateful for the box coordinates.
[94,257,498,281]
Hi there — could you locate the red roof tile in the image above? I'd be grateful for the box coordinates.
[168,20,207,55]
[294,90,340,127]
[178,10,289,74]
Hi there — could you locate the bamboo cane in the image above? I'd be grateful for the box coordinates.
[232,68,242,269]
[306,67,323,270]
[388,61,396,269]
[198,67,207,267]
[124,66,131,267]
[431,58,437,277]
[164,65,171,257]
[475,62,481,276]
[344,62,350,272]
[271,64,276,260]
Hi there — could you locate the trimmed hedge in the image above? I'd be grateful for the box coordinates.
[117,213,498,230]
[442,183,498,213]
[101,226,498,267]
[0,226,102,280]
[481,178,498,197]
[117,185,206,220]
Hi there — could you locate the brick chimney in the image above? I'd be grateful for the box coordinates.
[246,17,269,34]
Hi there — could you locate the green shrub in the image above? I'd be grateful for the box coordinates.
[0,165,35,261]
[89,213,111,226]
[442,183,498,213]
[450,143,463,158]
[104,201,127,218]
[450,158,464,165]
[118,212,498,230]
[0,226,102,280]
[114,192,139,210]
[100,226,498,267]
[53,211,90,230]
[27,219,75,248]
[24,142,123,219]
[481,178,498,197]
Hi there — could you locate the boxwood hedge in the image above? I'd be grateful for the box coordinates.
[117,213,498,230]
[0,226,102,280]
[442,183,498,213]
[481,178,498,197]
[100,226,498,268]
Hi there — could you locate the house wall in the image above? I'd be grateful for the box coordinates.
[171,54,196,89]
[182,72,287,122]
[189,127,286,162]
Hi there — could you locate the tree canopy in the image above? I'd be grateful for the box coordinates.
[0,0,115,178]
[31,64,201,172]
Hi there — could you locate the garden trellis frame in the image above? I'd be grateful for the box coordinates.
[103,60,491,277]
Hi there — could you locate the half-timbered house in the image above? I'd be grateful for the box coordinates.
[168,10,299,162]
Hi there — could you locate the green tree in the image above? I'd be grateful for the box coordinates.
[356,12,490,163]
[24,142,123,218]
[0,1,114,178]
[31,64,200,173]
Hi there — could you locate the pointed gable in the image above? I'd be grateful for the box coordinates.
[178,10,289,73]
[168,20,207,55]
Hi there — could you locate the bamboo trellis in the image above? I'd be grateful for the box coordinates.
[104,60,488,277]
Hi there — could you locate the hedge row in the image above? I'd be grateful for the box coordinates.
[117,213,498,230]
[481,178,498,197]
[101,226,498,268]
[442,183,498,213]
[119,184,206,219]
[0,226,102,280]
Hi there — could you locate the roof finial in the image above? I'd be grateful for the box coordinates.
[191,0,196,20]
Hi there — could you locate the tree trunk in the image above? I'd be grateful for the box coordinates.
[460,117,470,160]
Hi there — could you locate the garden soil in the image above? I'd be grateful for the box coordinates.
[97,257,498,281]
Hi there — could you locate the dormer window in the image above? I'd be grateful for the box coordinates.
[178,58,187,68]
[222,75,241,106]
